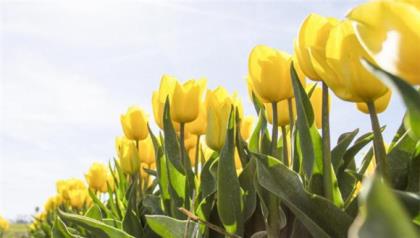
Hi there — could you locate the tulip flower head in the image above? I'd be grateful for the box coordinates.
[356,90,392,114]
[185,98,208,136]
[240,116,255,141]
[115,136,140,175]
[44,195,62,212]
[307,85,327,129]
[138,135,156,165]
[120,106,149,141]
[152,75,179,130]
[68,189,89,209]
[171,79,207,124]
[249,45,294,103]
[206,87,237,151]
[0,216,10,232]
[348,0,420,85]
[85,162,114,193]
[265,99,296,127]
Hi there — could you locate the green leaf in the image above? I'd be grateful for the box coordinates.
[85,205,103,221]
[216,108,243,236]
[332,129,359,171]
[145,215,200,238]
[363,60,420,140]
[254,153,353,238]
[58,210,134,238]
[238,159,257,222]
[122,178,144,237]
[88,189,112,219]
[52,216,81,238]
[348,176,418,238]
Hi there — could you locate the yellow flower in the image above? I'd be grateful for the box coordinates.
[115,136,140,175]
[120,106,149,141]
[138,135,155,165]
[185,99,207,136]
[68,189,88,209]
[56,179,86,200]
[248,45,293,103]
[152,75,180,131]
[205,87,235,151]
[324,20,389,102]
[292,55,307,84]
[265,99,296,127]
[44,195,62,212]
[348,0,420,85]
[85,162,111,193]
[240,116,254,141]
[356,90,392,114]
[295,13,339,81]
[0,216,10,232]
[307,85,326,129]
[171,79,207,124]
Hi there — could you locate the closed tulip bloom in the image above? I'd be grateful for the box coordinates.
[307,85,327,129]
[265,99,296,127]
[348,0,420,85]
[356,90,392,114]
[120,106,149,141]
[292,55,307,84]
[248,45,294,103]
[44,195,62,212]
[152,75,179,130]
[171,79,207,123]
[68,189,88,209]
[206,87,235,151]
[116,136,140,175]
[240,116,255,141]
[138,135,155,165]
[186,99,207,136]
[85,162,110,193]
[0,216,10,232]
[325,20,389,102]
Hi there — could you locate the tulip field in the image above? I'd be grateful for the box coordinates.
[2,1,420,238]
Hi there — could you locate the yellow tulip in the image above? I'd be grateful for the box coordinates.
[324,20,389,102]
[138,135,155,165]
[240,116,254,141]
[56,178,86,200]
[348,0,420,85]
[295,13,339,81]
[139,163,150,179]
[265,99,296,127]
[307,85,327,129]
[185,100,207,136]
[356,90,392,114]
[0,216,10,232]
[68,189,88,209]
[85,162,110,193]
[115,136,140,175]
[152,75,180,130]
[120,106,149,141]
[248,45,294,103]
[44,195,62,212]
[171,79,207,124]
[292,55,307,84]
[206,87,235,151]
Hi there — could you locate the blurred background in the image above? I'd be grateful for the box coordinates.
[0,0,403,221]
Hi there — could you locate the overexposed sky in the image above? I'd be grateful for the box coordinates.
[0,0,404,219]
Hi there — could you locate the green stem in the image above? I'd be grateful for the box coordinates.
[271,102,278,157]
[266,196,281,238]
[179,122,190,210]
[321,82,333,201]
[136,140,143,198]
[281,126,289,167]
[194,135,201,176]
[288,98,295,168]
[367,101,389,180]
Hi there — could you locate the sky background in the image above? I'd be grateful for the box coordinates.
[0,0,404,219]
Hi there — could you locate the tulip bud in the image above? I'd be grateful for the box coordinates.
[248,45,294,103]
[205,87,235,151]
[68,189,88,209]
[265,99,296,127]
[85,162,111,193]
[185,100,207,136]
[0,216,10,232]
[356,90,392,114]
[240,116,255,141]
[115,136,140,175]
[120,106,149,141]
[138,135,155,165]
[307,85,326,129]
[171,79,207,123]
[152,75,179,130]
[44,195,62,212]
[348,0,420,85]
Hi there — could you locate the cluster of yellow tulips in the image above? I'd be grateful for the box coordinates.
[0,216,9,235]
[28,0,420,237]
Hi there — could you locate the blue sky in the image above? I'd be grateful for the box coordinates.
[0,0,404,219]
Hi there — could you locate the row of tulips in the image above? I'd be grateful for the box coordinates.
[27,0,419,237]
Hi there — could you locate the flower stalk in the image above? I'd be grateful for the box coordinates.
[321,82,333,201]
